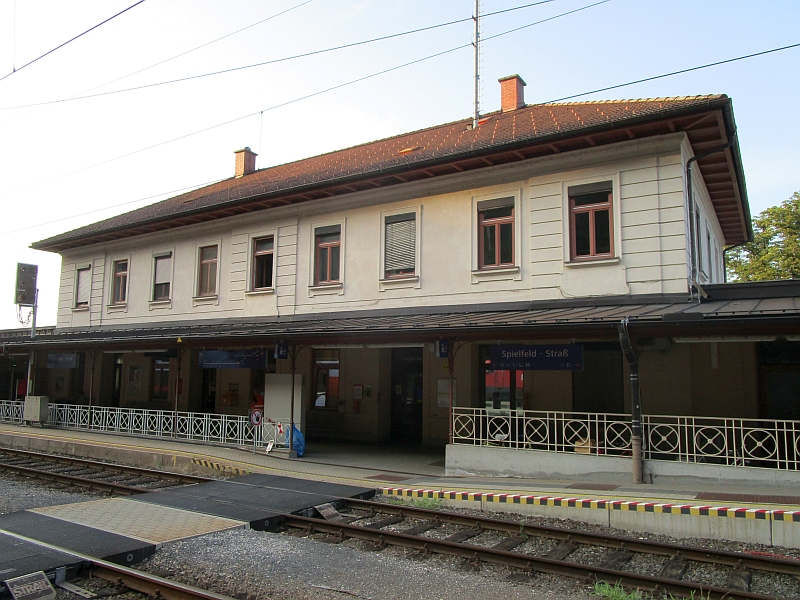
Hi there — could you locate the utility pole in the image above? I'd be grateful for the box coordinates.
[472,0,480,129]
[26,289,38,397]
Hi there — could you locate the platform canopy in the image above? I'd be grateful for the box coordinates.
[2,281,799,351]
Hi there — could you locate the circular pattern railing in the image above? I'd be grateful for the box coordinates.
[648,424,680,454]
[605,421,631,450]
[694,427,727,457]
[453,414,475,440]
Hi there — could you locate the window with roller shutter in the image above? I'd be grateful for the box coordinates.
[75,267,91,307]
[153,253,172,300]
[384,213,416,278]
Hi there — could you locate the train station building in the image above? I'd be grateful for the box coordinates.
[2,79,799,484]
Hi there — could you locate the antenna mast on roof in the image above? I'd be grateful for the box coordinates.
[472,0,481,129]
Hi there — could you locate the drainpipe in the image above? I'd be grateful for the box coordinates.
[617,317,643,484]
[722,242,747,283]
[686,131,738,297]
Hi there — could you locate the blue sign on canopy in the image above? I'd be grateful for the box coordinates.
[46,352,77,369]
[489,344,583,371]
[199,349,266,369]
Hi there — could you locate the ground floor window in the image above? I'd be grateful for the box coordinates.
[479,346,523,411]
[312,349,339,409]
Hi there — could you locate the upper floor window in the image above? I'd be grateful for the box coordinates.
[569,182,613,260]
[153,253,172,301]
[478,198,514,268]
[75,267,91,308]
[112,260,128,304]
[252,237,274,290]
[198,245,218,296]
[315,225,341,285]
[384,213,416,278]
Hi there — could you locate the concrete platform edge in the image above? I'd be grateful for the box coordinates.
[380,487,800,549]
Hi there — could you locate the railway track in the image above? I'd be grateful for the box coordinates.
[0,447,213,494]
[281,498,800,600]
[0,528,234,600]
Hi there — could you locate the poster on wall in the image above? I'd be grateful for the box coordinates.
[128,366,142,395]
[437,379,455,408]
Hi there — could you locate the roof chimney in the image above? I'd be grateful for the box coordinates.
[498,75,526,112]
[234,147,257,178]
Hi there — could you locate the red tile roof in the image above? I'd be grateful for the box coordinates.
[33,95,749,250]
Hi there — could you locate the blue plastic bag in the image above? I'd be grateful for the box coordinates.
[286,425,305,457]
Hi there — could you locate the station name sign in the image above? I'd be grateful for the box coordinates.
[199,349,266,369]
[489,344,583,371]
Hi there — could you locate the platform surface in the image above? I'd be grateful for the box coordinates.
[4,422,800,511]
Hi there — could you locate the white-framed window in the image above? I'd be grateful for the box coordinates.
[378,206,422,291]
[111,259,129,305]
[252,236,275,290]
[308,219,345,295]
[561,174,621,266]
[197,245,218,297]
[471,189,522,282]
[74,266,91,308]
[152,251,173,301]
[568,181,614,261]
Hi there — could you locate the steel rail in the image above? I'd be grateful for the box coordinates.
[0,447,213,484]
[346,499,800,576]
[90,562,234,600]
[0,461,149,494]
[0,528,234,600]
[283,514,776,600]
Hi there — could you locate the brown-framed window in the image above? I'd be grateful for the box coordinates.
[569,182,613,260]
[311,349,340,409]
[315,225,341,284]
[153,253,172,300]
[384,213,416,278]
[198,245,218,296]
[75,268,91,308]
[252,236,274,290]
[112,260,128,304]
[478,198,514,268]
[152,359,170,401]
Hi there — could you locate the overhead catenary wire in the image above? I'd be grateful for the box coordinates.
[545,41,800,103]
[0,180,222,237]
[3,0,608,200]
[0,0,316,122]
[0,0,148,82]
[0,0,563,111]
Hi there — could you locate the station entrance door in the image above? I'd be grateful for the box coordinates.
[391,348,423,444]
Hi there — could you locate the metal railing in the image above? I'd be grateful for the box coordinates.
[0,400,289,449]
[452,407,800,471]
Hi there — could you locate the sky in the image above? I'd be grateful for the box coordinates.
[0,0,798,330]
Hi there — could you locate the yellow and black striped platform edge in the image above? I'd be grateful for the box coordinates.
[381,487,790,520]
[192,458,249,476]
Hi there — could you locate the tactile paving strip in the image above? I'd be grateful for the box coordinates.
[30,498,246,544]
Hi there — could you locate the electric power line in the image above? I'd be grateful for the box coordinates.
[1,0,562,112]
[6,33,797,234]
[2,0,608,201]
[0,0,148,82]
[0,179,222,237]
[545,42,800,103]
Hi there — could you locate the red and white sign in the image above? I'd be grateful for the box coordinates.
[249,409,263,427]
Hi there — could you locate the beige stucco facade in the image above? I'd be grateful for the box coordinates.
[54,133,727,329]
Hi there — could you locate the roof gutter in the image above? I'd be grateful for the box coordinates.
[686,130,738,300]
[34,98,747,253]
